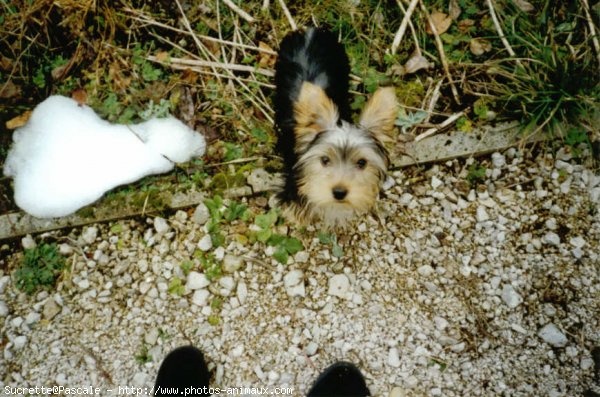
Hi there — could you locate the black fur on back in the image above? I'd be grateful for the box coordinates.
[273,27,351,203]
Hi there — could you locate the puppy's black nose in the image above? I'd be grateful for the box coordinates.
[332,187,348,200]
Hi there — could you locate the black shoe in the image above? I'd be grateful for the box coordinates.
[154,346,210,396]
[307,362,370,397]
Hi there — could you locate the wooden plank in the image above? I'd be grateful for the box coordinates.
[0,190,206,241]
[393,121,545,167]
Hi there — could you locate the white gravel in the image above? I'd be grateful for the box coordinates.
[0,149,599,396]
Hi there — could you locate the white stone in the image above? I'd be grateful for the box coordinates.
[214,246,225,260]
[78,279,90,290]
[433,316,449,330]
[198,235,213,251]
[0,301,8,317]
[236,282,248,304]
[219,276,235,291]
[417,265,434,277]
[286,284,305,298]
[545,218,557,230]
[581,357,594,370]
[231,345,244,357]
[132,372,149,387]
[144,328,159,345]
[153,217,170,234]
[431,176,443,189]
[82,227,98,245]
[283,270,303,287]
[55,373,67,385]
[569,236,586,248]
[501,284,523,308]
[21,235,36,250]
[543,232,561,246]
[13,335,27,350]
[476,206,489,222]
[248,168,278,193]
[294,251,310,263]
[492,152,506,168]
[305,342,318,356]
[328,274,350,298]
[223,255,243,273]
[389,387,407,397]
[25,312,40,325]
[192,202,210,225]
[43,299,61,320]
[191,289,210,307]
[388,347,401,367]
[538,323,568,347]
[186,272,210,290]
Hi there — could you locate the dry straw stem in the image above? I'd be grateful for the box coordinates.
[222,0,255,23]
[127,9,275,55]
[277,0,297,30]
[485,0,518,60]
[580,0,600,67]
[149,57,272,77]
[396,0,422,55]
[418,0,461,104]
[415,109,467,142]
[391,0,419,54]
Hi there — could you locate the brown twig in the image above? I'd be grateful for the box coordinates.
[418,0,461,104]
[415,109,468,142]
[485,0,521,67]
[391,0,419,54]
[222,0,255,23]
[147,55,274,77]
[581,0,600,67]
[277,0,297,30]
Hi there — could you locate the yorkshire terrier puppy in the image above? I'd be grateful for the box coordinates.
[273,27,398,227]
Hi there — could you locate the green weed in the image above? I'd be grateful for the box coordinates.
[466,162,487,186]
[15,243,66,294]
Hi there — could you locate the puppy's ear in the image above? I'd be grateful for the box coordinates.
[294,82,338,151]
[359,87,398,145]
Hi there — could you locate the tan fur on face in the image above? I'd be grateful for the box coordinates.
[293,82,339,152]
[359,87,398,145]
[296,145,383,227]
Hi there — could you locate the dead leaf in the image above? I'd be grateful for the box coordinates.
[51,63,69,80]
[181,69,199,85]
[458,19,475,33]
[71,89,88,106]
[258,41,276,68]
[6,110,32,129]
[0,81,21,99]
[404,53,433,74]
[513,0,534,13]
[469,38,492,56]
[0,55,12,71]
[427,12,453,35]
[155,51,169,62]
[449,0,461,20]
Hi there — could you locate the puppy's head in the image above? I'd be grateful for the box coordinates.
[293,82,398,226]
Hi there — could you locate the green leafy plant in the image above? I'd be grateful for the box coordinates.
[563,127,591,158]
[15,243,66,294]
[167,277,185,296]
[180,260,193,276]
[253,209,304,264]
[318,232,344,258]
[466,162,487,186]
[194,251,221,281]
[135,345,152,365]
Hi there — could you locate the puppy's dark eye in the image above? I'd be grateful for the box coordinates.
[356,158,367,169]
[321,156,331,166]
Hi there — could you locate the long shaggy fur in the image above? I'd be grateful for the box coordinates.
[274,28,398,226]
